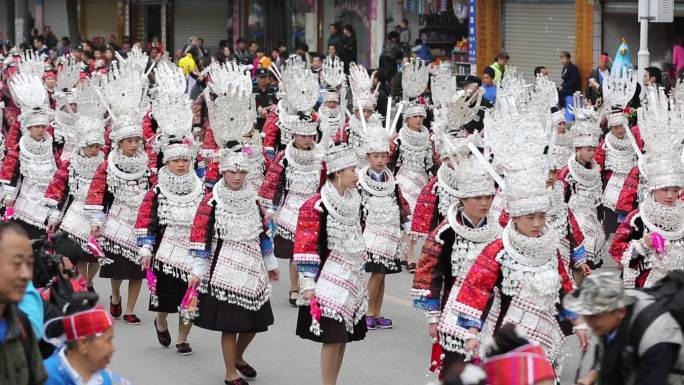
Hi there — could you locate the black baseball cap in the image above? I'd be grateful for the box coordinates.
[256,68,269,77]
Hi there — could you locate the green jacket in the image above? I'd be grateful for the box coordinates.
[0,304,46,385]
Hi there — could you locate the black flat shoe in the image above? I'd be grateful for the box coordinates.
[176,342,193,356]
[236,362,257,378]
[224,378,248,385]
[288,290,299,307]
[154,319,171,347]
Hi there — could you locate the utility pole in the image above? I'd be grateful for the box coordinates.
[637,0,673,84]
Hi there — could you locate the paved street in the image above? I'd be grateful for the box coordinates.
[99,258,598,385]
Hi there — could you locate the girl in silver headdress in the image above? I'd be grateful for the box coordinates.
[189,145,279,385]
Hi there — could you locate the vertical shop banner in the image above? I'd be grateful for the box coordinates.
[468,0,476,68]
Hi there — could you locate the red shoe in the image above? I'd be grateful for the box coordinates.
[123,314,141,325]
[109,296,122,318]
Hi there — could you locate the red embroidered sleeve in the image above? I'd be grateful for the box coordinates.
[0,145,20,185]
[410,177,439,238]
[396,184,412,224]
[293,194,323,266]
[5,120,21,150]
[631,126,644,151]
[258,151,286,205]
[262,112,280,150]
[498,210,510,228]
[594,139,606,173]
[44,160,70,206]
[556,166,571,198]
[84,160,109,210]
[455,240,504,319]
[191,94,205,126]
[205,158,219,187]
[134,188,158,237]
[413,220,449,299]
[202,123,219,154]
[609,209,640,264]
[332,123,350,144]
[567,209,585,247]
[189,192,215,251]
[142,112,156,141]
[615,166,640,213]
[557,252,575,294]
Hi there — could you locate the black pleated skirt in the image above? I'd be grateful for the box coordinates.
[365,259,402,274]
[296,306,367,344]
[16,219,46,240]
[195,294,274,333]
[149,267,187,314]
[274,235,294,259]
[99,251,146,280]
[602,207,620,236]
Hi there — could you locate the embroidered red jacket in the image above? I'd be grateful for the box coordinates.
[0,140,61,186]
[594,126,643,213]
[257,150,326,209]
[609,209,649,286]
[410,176,440,238]
[44,159,71,208]
[454,239,575,318]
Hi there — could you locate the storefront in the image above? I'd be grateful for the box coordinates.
[502,0,576,84]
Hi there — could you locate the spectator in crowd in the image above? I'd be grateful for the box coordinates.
[43,293,130,385]
[197,38,208,59]
[277,40,289,58]
[178,48,197,76]
[118,38,131,57]
[217,45,234,63]
[566,272,684,385]
[295,43,310,68]
[33,36,50,59]
[56,37,70,56]
[379,31,403,80]
[0,221,47,385]
[42,26,58,49]
[184,36,199,54]
[327,23,343,53]
[253,68,278,131]
[30,28,39,42]
[644,66,667,90]
[310,52,324,75]
[482,66,497,104]
[257,48,271,68]
[270,48,283,70]
[488,51,509,84]
[235,38,254,66]
[327,43,338,61]
[558,51,580,107]
[373,68,391,118]
[397,18,411,56]
[588,53,611,106]
[411,39,434,64]
[340,25,357,72]
[533,66,549,78]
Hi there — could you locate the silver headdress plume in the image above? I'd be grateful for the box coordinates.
[321,56,346,89]
[52,56,84,145]
[17,50,45,77]
[638,86,684,190]
[205,61,256,147]
[674,77,684,105]
[432,90,483,158]
[98,61,148,145]
[270,55,320,140]
[401,58,429,118]
[348,62,376,111]
[115,46,150,78]
[485,67,552,217]
[152,62,193,142]
[207,60,252,97]
[431,62,457,108]
[9,73,52,131]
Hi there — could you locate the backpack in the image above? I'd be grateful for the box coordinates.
[627,270,684,375]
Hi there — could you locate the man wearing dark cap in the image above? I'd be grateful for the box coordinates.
[566,272,684,385]
[253,68,278,131]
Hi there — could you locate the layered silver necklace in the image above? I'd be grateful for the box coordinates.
[604,132,637,174]
[69,151,104,198]
[640,193,684,240]
[213,180,262,242]
[18,134,56,185]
